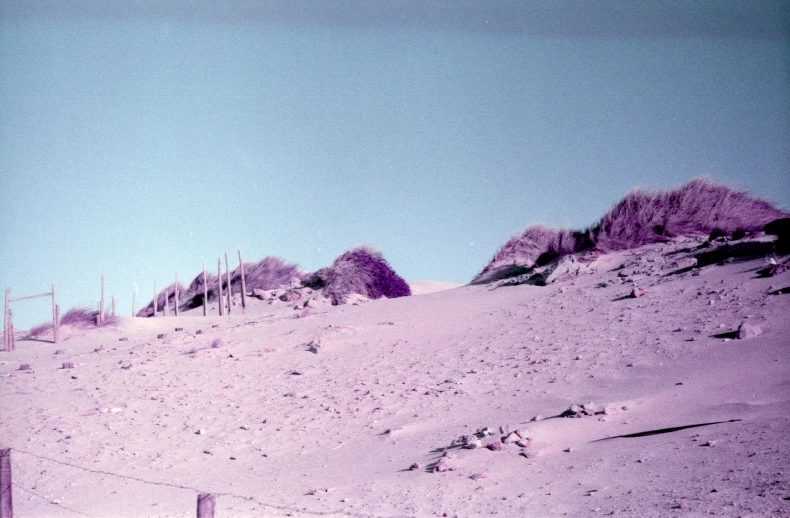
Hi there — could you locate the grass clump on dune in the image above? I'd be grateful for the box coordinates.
[474,178,789,284]
[305,246,411,305]
[137,281,186,317]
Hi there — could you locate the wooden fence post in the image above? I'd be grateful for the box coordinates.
[238,250,247,315]
[153,282,158,317]
[100,275,105,325]
[0,448,12,518]
[4,289,9,352]
[217,258,224,316]
[202,264,207,317]
[224,253,231,315]
[164,289,169,317]
[132,287,137,318]
[111,296,116,318]
[51,284,59,344]
[53,305,60,344]
[196,493,215,518]
[5,309,13,352]
[175,274,179,317]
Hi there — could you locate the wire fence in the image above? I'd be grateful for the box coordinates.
[0,446,414,518]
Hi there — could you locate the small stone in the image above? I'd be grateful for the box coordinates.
[478,426,494,436]
[520,450,537,459]
[736,322,762,340]
[196,329,203,334]
[157,334,167,339]
[109,408,122,413]
[118,337,128,341]
[54,350,65,354]
[499,424,510,434]
[487,441,503,451]
[503,432,520,444]
[409,462,422,471]
[702,440,717,447]
[563,447,572,453]
[433,457,453,473]
[175,327,183,332]
[515,429,530,440]
[196,429,206,435]
[470,473,488,481]
[629,288,645,298]
[515,439,532,448]
[240,424,250,430]
[61,363,74,369]
[568,404,583,415]
[18,364,31,371]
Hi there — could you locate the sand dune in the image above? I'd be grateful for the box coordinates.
[2,234,789,517]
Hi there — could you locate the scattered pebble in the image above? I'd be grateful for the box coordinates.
[18,364,31,371]
[487,441,503,451]
[470,473,488,481]
[196,429,206,435]
[409,462,422,471]
[157,334,167,340]
[61,363,74,369]
[54,350,65,354]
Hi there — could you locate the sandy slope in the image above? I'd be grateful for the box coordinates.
[1,236,789,517]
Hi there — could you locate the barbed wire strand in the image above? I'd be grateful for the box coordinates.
[2,445,416,518]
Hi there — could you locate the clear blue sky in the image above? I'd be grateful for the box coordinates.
[1,2,788,329]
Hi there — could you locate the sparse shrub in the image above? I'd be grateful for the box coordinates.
[26,322,53,340]
[59,306,119,328]
[474,178,789,283]
[310,246,411,305]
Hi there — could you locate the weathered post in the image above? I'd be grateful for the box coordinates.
[0,448,12,518]
[5,309,13,352]
[53,304,60,344]
[196,493,215,518]
[3,289,9,352]
[100,275,105,325]
[132,286,137,317]
[111,296,116,318]
[51,284,58,343]
[238,250,247,315]
[202,264,208,317]
[175,274,179,317]
[164,289,169,317]
[217,258,224,316]
[224,253,231,315]
[153,282,158,317]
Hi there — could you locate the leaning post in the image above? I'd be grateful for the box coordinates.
[175,274,179,317]
[217,258,224,316]
[238,250,247,315]
[4,289,9,352]
[224,253,231,315]
[100,275,105,325]
[0,448,12,518]
[202,264,208,317]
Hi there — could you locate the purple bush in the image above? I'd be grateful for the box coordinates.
[145,256,307,315]
[235,256,307,294]
[309,246,411,305]
[589,178,787,252]
[60,306,119,328]
[473,178,789,283]
[26,321,53,339]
